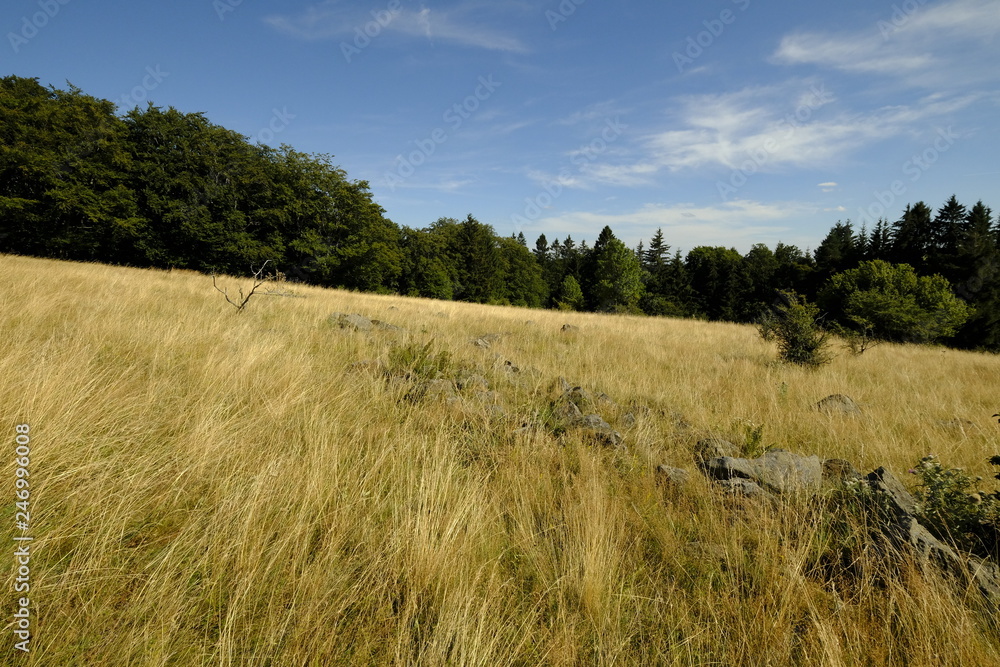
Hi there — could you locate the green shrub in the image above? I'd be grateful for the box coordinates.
[759,291,832,367]
[910,454,1000,558]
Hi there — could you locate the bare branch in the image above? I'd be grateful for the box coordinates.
[213,260,272,312]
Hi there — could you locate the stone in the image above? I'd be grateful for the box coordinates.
[561,324,580,332]
[822,458,862,482]
[371,319,405,332]
[716,478,768,497]
[699,450,822,495]
[656,465,690,486]
[330,312,373,331]
[694,438,740,464]
[865,467,1000,605]
[936,419,981,436]
[815,394,861,415]
[456,375,490,392]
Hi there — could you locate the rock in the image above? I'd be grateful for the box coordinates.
[936,419,981,436]
[815,394,861,415]
[575,415,624,448]
[716,478,768,497]
[406,378,457,402]
[330,312,373,331]
[371,319,405,332]
[694,438,740,464]
[456,375,490,392]
[699,450,822,495]
[822,458,862,482]
[656,465,690,486]
[471,337,492,349]
[865,467,1000,605]
[553,401,584,424]
[561,324,580,333]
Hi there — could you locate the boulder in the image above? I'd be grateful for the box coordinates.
[865,467,1000,605]
[330,312,373,332]
[822,458,862,482]
[716,478,768,498]
[815,394,861,415]
[656,465,690,487]
[694,438,740,464]
[699,449,822,495]
[561,324,580,333]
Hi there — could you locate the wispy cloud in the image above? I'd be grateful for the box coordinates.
[532,199,819,251]
[771,0,1000,87]
[264,2,529,53]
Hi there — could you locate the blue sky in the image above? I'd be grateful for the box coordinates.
[4,0,999,253]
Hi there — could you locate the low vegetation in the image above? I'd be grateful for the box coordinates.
[3,254,1000,665]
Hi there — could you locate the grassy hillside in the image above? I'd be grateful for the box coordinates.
[2,254,999,665]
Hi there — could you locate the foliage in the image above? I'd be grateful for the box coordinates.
[592,238,644,312]
[910,455,1000,558]
[819,260,972,344]
[555,274,585,311]
[760,291,832,367]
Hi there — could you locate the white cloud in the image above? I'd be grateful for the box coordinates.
[771,0,1000,87]
[264,2,529,53]
[532,199,819,251]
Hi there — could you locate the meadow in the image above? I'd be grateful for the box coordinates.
[2,254,999,665]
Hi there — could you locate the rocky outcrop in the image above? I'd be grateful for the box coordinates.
[865,467,1000,605]
[699,449,823,495]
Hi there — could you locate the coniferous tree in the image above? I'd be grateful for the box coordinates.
[949,201,1000,350]
[593,238,644,312]
[890,202,934,270]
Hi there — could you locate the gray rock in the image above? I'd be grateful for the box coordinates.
[456,375,490,392]
[330,312,373,331]
[471,337,492,349]
[822,458,862,482]
[561,324,580,332]
[715,478,768,497]
[371,319,405,332]
[815,394,861,415]
[656,465,690,486]
[936,419,981,436]
[694,438,740,464]
[699,450,822,495]
[553,401,583,424]
[865,467,1000,605]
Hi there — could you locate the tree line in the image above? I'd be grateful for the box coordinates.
[2,76,998,351]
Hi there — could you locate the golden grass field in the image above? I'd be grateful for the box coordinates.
[2,253,999,665]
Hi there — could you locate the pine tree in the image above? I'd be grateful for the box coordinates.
[934,195,968,283]
[593,238,644,312]
[950,201,1000,350]
[890,202,934,270]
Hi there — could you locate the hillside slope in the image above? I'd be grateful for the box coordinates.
[2,254,999,665]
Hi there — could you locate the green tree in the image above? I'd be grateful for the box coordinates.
[555,274,585,311]
[890,202,934,269]
[685,246,747,320]
[819,260,972,344]
[592,238,644,312]
[498,236,547,307]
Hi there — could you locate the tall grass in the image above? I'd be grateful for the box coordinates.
[2,254,999,665]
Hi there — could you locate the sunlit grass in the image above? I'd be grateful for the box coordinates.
[2,253,999,665]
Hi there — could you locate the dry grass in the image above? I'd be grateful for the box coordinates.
[2,253,999,665]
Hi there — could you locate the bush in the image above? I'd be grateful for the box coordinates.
[759,291,831,367]
[910,454,1000,558]
[819,260,972,344]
